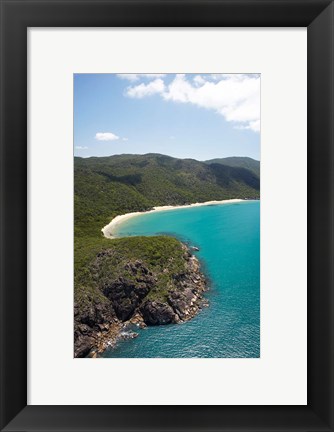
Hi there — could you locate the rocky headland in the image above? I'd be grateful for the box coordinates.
[74,239,207,358]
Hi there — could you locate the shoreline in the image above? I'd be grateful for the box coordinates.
[101,198,245,239]
[75,244,208,358]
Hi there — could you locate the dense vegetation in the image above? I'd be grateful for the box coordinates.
[74,153,260,355]
[75,153,260,237]
[205,156,260,177]
[75,235,188,318]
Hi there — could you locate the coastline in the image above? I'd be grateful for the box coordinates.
[102,198,244,239]
[75,242,208,358]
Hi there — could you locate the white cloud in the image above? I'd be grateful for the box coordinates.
[210,73,260,81]
[95,132,119,141]
[117,74,166,82]
[166,75,260,131]
[126,74,260,132]
[75,146,88,150]
[235,119,260,132]
[126,78,165,98]
[117,74,138,82]
[122,137,129,141]
[211,74,243,81]
[193,75,206,86]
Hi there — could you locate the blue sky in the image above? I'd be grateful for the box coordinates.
[74,74,260,161]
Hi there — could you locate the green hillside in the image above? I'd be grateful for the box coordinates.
[75,153,260,237]
[205,156,260,176]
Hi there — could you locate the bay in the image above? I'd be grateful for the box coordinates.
[102,200,260,358]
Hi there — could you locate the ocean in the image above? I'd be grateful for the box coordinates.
[102,200,260,358]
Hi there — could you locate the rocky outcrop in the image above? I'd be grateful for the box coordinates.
[102,261,156,321]
[139,255,207,325]
[74,244,207,358]
[140,300,177,325]
[74,297,118,358]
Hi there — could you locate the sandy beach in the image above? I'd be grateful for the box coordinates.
[102,198,244,239]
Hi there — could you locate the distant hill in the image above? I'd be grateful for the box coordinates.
[74,153,260,236]
[205,156,260,176]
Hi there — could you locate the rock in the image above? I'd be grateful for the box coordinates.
[103,277,152,321]
[77,324,92,335]
[166,284,204,321]
[119,330,139,340]
[78,299,116,330]
[140,300,177,325]
[129,312,147,328]
[97,323,109,332]
[98,260,157,321]
[74,335,94,358]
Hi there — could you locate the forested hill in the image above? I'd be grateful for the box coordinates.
[75,153,260,236]
[205,156,260,176]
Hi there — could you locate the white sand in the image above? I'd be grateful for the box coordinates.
[101,199,244,239]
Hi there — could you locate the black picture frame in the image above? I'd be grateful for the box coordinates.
[1,0,333,431]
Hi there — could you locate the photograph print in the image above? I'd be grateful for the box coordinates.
[74,73,260,358]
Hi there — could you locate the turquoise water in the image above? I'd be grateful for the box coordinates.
[103,201,260,358]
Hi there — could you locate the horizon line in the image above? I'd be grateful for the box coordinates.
[74,152,260,163]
